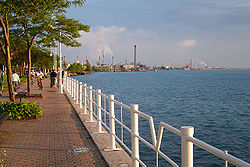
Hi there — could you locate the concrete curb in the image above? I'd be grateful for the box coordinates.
[64,90,132,167]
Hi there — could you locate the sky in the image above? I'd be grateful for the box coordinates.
[63,0,250,68]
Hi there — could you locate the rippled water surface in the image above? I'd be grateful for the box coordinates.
[73,70,250,166]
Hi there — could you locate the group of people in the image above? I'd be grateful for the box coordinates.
[31,70,44,90]
[0,68,64,96]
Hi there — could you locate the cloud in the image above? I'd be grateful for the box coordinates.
[179,39,197,48]
[62,25,249,68]
[97,44,113,56]
[75,26,126,64]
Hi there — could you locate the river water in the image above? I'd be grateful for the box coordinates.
[72,70,250,167]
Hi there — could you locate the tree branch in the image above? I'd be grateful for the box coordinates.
[0,15,7,56]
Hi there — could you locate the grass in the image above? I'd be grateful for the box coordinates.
[2,75,27,93]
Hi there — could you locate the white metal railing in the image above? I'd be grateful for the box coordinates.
[63,76,250,167]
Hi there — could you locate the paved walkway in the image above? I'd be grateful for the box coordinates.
[0,79,108,166]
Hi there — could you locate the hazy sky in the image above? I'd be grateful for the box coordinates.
[64,0,250,68]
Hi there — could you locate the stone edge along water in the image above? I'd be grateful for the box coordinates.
[64,89,132,167]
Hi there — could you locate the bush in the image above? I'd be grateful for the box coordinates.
[67,63,84,73]
[0,102,42,120]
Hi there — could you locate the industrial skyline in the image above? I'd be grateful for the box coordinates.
[63,0,250,68]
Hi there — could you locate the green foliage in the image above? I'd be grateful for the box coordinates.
[31,46,54,69]
[85,59,92,72]
[0,102,42,120]
[2,75,27,93]
[92,66,112,72]
[67,63,84,73]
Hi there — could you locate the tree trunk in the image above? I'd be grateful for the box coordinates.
[0,14,15,101]
[4,47,15,102]
[42,64,45,73]
[20,64,24,76]
[27,46,32,95]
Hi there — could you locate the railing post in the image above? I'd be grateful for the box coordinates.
[97,89,102,133]
[74,80,76,100]
[181,126,194,167]
[68,77,70,93]
[109,95,116,150]
[63,77,66,90]
[131,104,139,167]
[66,77,68,92]
[83,84,87,114]
[70,78,73,97]
[88,86,93,122]
[224,150,228,167]
[76,81,79,104]
[72,79,74,98]
[69,78,72,96]
[64,77,67,91]
[79,82,83,108]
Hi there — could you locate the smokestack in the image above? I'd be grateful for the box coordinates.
[102,51,104,65]
[190,59,192,69]
[99,56,101,67]
[112,56,114,67]
[134,45,136,69]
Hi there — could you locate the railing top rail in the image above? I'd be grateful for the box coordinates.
[113,99,131,110]
[187,136,250,167]
[99,92,109,99]
[133,109,152,120]
[160,122,181,136]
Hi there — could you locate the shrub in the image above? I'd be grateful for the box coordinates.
[0,102,42,120]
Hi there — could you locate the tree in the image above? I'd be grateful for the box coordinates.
[0,1,21,101]
[67,63,84,73]
[0,0,89,100]
[15,0,89,95]
[31,46,54,71]
[85,59,92,72]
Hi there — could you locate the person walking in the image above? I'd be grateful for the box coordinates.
[37,70,44,90]
[50,69,57,88]
[0,70,4,96]
[12,70,20,93]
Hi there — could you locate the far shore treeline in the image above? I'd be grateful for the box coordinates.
[0,0,90,101]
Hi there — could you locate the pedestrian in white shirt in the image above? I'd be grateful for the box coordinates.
[12,70,20,93]
[37,70,44,79]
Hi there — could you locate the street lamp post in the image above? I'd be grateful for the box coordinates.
[59,31,63,93]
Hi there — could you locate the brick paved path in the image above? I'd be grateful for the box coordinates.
[0,79,108,167]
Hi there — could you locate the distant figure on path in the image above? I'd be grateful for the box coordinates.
[12,70,20,93]
[0,70,4,96]
[50,69,57,88]
[37,70,44,90]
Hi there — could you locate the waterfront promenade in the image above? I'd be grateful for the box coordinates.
[0,79,108,166]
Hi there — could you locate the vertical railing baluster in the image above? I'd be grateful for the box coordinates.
[83,84,87,114]
[181,126,194,167]
[74,80,76,100]
[88,86,93,122]
[131,104,139,167]
[79,82,83,108]
[76,81,79,104]
[224,150,228,167]
[104,97,106,124]
[109,95,116,150]
[97,89,102,133]
[71,79,73,97]
[121,103,123,142]
[71,79,74,98]
[68,77,70,93]
[66,77,68,93]
[93,90,96,114]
